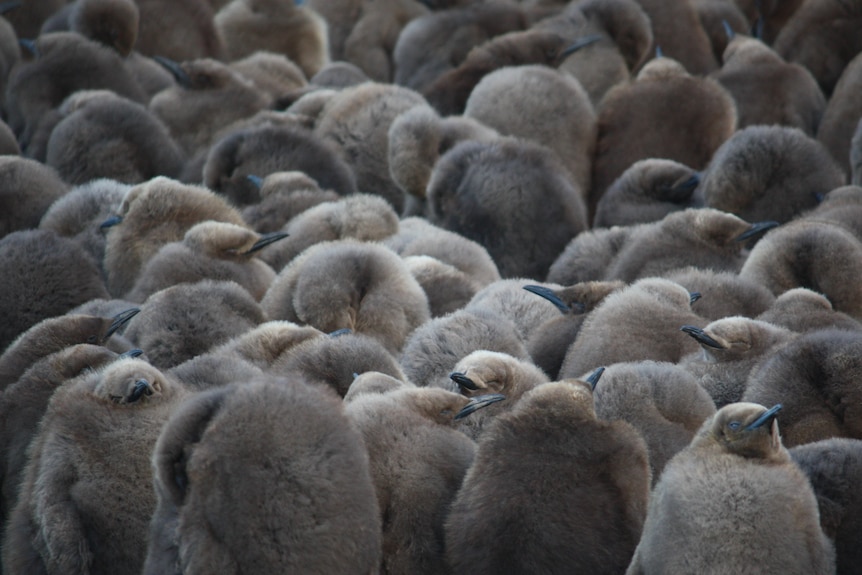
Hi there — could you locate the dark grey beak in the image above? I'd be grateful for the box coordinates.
[18,38,38,57]
[745,404,782,430]
[118,348,144,359]
[100,215,123,230]
[104,308,141,339]
[246,232,289,254]
[722,20,735,40]
[662,172,700,201]
[559,35,603,59]
[523,285,574,314]
[450,372,479,391]
[655,45,663,59]
[246,174,264,189]
[585,366,605,390]
[680,325,723,349]
[153,56,192,89]
[689,292,702,305]
[735,221,779,242]
[328,328,352,338]
[128,379,152,403]
[454,393,506,420]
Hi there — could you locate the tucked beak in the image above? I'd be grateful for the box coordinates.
[153,56,192,89]
[246,232,289,254]
[680,325,724,349]
[559,35,603,59]
[247,174,264,189]
[100,215,123,230]
[118,349,144,359]
[328,328,352,338]
[104,308,140,339]
[689,292,702,305]
[735,221,779,242]
[585,366,605,390]
[450,371,479,391]
[454,393,506,420]
[523,285,576,314]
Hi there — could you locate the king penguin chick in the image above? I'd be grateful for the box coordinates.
[593,159,704,228]
[1,357,185,575]
[590,56,736,216]
[134,0,225,62]
[39,179,131,274]
[426,137,588,279]
[127,220,285,302]
[343,370,413,402]
[463,64,597,195]
[713,33,826,137]
[743,328,862,447]
[258,193,399,272]
[102,176,246,298]
[679,316,797,407]
[0,307,139,388]
[229,51,309,104]
[271,331,406,397]
[215,0,330,78]
[203,122,358,206]
[311,82,427,212]
[627,402,835,574]
[124,280,265,369]
[142,376,381,574]
[801,185,862,241]
[262,240,431,354]
[241,171,341,234]
[700,125,846,224]
[523,280,624,379]
[756,288,862,334]
[399,308,529,391]
[448,350,550,440]
[664,267,776,321]
[630,0,718,74]
[559,277,706,378]
[446,376,651,575]
[346,386,499,575]
[818,53,862,176]
[465,279,570,343]
[0,156,68,238]
[739,220,862,320]
[592,360,716,483]
[790,438,862,575]
[45,90,185,185]
[0,230,109,352]
[772,0,862,96]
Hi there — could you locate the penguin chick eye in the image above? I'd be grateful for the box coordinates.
[728,421,741,431]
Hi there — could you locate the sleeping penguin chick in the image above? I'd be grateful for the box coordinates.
[800,185,862,241]
[559,277,706,378]
[346,386,499,575]
[465,279,570,343]
[743,328,862,447]
[402,255,484,318]
[258,194,399,272]
[343,370,413,402]
[142,376,381,574]
[524,280,624,379]
[700,125,846,224]
[399,308,529,391]
[1,358,185,575]
[546,225,635,285]
[629,0,718,75]
[713,34,826,137]
[241,171,341,234]
[664,267,776,321]
[739,220,862,320]
[790,438,862,575]
[229,51,308,104]
[426,137,588,280]
[262,240,431,354]
[678,316,797,407]
[446,377,651,575]
[0,230,110,352]
[45,90,185,186]
[0,156,68,238]
[756,288,862,334]
[133,0,225,62]
[593,159,704,228]
[590,56,736,216]
[127,220,285,302]
[448,349,550,440]
[592,361,716,483]
[626,402,835,575]
[215,0,330,78]
[102,176,246,298]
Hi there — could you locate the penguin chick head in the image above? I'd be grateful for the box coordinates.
[681,317,791,361]
[516,379,596,420]
[93,358,167,404]
[699,402,784,460]
[398,387,506,425]
[449,351,542,396]
[183,221,288,258]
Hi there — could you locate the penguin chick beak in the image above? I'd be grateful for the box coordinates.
[689,292,702,305]
[585,366,605,390]
[454,393,506,420]
[450,372,479,391]
[523,285,579,314]
[559,34,603,59]
[0,1,21,16]
[246,231,289,254]
[128,379,153,403]
[735,221,779,242]
[745,404,782,431]
[328,328,352,338]
[99,215,123,230]
[680,325,724,349]
[246,174,264,189]
[104,308,141,339]
[663,173,700,201]
[18,38,38,58]
[153,56,192,89]
[722,19,735,40]
[118,348,144,359]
